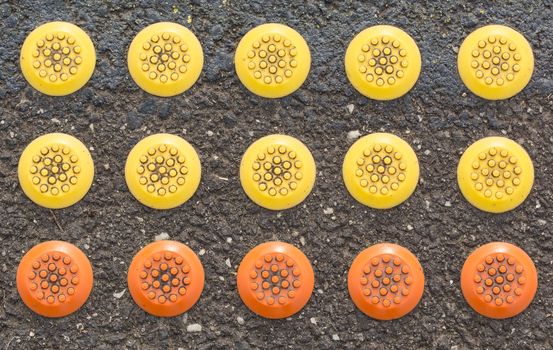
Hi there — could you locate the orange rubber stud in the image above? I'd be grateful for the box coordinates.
[461,242,537,319]
[237,241,314,319]
[17,241,93,318]
[458,25,534,100]
[235,23,311,98]
[457,136,534,213]
[128,22,204,97]
[240,134,316,210]
[343,133,419,209]
[348,243,424,320]
[345,25,421,100]
[125,134,201,210]
[20,21,96,96]
[18,133,95,209]
[128,240,204,317]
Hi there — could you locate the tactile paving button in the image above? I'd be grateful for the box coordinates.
[343,133,419,209]
[127,240,204,317]
[235,23,311,98]
[458,25,534,100]
[18,133,94,209]
[128,22,204,97]
[237,241,314,319]
[125,134,201,210]
[16,241,93,318]
[461,242,537,319]
[345,25,421,100]
[20,21,96,96]
[457,136,534,213]
[240,134,316,210]
[348,243,424,320]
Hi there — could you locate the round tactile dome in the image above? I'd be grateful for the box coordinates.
[458,25,533,100]
[16,241,93,318]
[345,25,421,100]
[235,23,311,98]
[461,242,537,319]
[348,243,424,320]
[237,241,314,319]
[457,136,534,213]
[128,22,203,97]
[18,133,94,209]
[240,134,316,210]
[125,134,201,210]
[128,240,204,317]
[343,133,419,209]
[20,21,96,96]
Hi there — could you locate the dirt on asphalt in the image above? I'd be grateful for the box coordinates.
[0,1,552,349]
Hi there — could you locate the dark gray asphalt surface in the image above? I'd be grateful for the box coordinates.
[0,0,552,349]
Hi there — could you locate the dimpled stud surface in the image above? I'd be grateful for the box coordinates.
[237,241,314,319]
[18,133,94,209]
[20,21,96,96]
[235,23,311,98]
[457,137,534,213]
[128,241,204,317]
[16,241,93,318]
[458,25,533,100]
[240,134,316,210]
[345,25,421,100]
[461,242,537,319]
[125,134,201,210]
[348,243,424,320]
[343,133,419,209]
[128,22,203,97]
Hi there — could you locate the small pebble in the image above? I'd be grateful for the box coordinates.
[347,130,361,140]
[237,316,245,325]
[187,324,202,332]
[155,232,170,241]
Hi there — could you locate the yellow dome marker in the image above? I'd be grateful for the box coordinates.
[20,22,96,96]
[128,22,204,97]
[240,135,316,210]
[457,137,534,213]
[343,133,419,209]
[18,133,94,209]
[235,23,311,98]
[458,25,534,100]
[345,25,421,100]
[125,134,201,209]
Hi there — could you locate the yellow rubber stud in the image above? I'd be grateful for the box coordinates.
[458,25,534,100]
[128,22,204,97]
[348,243,424,320]
[18,133,94,209]
[17,241,94,318]
[125,134,201,210]
[240,135,316,210]
[20,21,96,96]
[343,133,419,209]
[237,241,314,319]
[128,240,204,317]
[457,137,534,213]
[461,242,537,319]
[235,23,311,98]
[345,25,421,100]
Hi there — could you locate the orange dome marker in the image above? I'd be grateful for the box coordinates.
[16,241,93,318]
[128,240,204,317]
[237,242,314,319]
[348,243,424,320]
[461,242,537,319]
